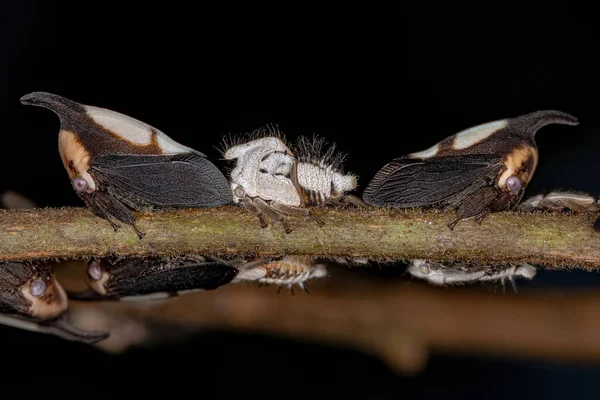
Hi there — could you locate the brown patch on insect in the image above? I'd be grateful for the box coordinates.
[86,270,109,296]
[497,145,538,189]
[439,136,457,152]
[59,130,91,180]
[116,128,162,153]
[90,124,163,156]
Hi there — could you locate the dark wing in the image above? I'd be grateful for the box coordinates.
[91,152,232,208]
[362,154,504,208]
[109,262,238,298]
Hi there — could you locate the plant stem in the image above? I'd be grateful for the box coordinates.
[1,206,599,269]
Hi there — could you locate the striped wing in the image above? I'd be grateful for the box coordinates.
[362,154,503,208]
[91,152,232,208]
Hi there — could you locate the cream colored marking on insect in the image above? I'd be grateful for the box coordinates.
[545,192,599,209]
[120,292,172,302]
[174,289,202,296]
[408,144,439,159]
[497,146,538,189]
[85,105,193,154]
[23,280,68,319]
[87,271,110,296]
[452,120,508,150]
[0,315,42,333]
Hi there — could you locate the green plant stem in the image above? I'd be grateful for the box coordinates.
[1,206,599,269]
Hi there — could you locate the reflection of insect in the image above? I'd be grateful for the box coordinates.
[232,255,328,294]
[68,255,239,301]
[223,128,363,233]
[407,259,537,291]
[518,190,600,213]
[0,260,109,343]
[363,111,579,229]
[518,190,600,233]
[20,92,232,238]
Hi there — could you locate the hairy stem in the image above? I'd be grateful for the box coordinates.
[0,206,599,269]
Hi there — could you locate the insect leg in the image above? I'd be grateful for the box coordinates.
[239,197,268,228]
[475,212,489,225]
[252,198,293,233]
[336,194,370,208]
[326,194,369,208]
[80,194,121,231]
[448,215,465,230]
[269,201,325,228]
[450,187,499,229]
[85,191,145,238]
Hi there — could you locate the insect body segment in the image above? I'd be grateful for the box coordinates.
[294,135,361,207]
[363,111,579,229]
[68,255,239,301]
[224,131,361,233]
[20,92,232,238]
[0,261,109,343]
[233,255,328,293]
[407,259,537,291]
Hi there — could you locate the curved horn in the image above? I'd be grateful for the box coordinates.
[511,110,579,137]
[20,91,86,120]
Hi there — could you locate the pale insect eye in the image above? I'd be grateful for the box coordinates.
[233,186,245,199]
[88,261,102,280]
[73,177,87,192]
[419,263,430,274]
[506,176,522,193]
[30,279,46,297]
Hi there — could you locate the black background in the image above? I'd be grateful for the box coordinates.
[2,1,600,398]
